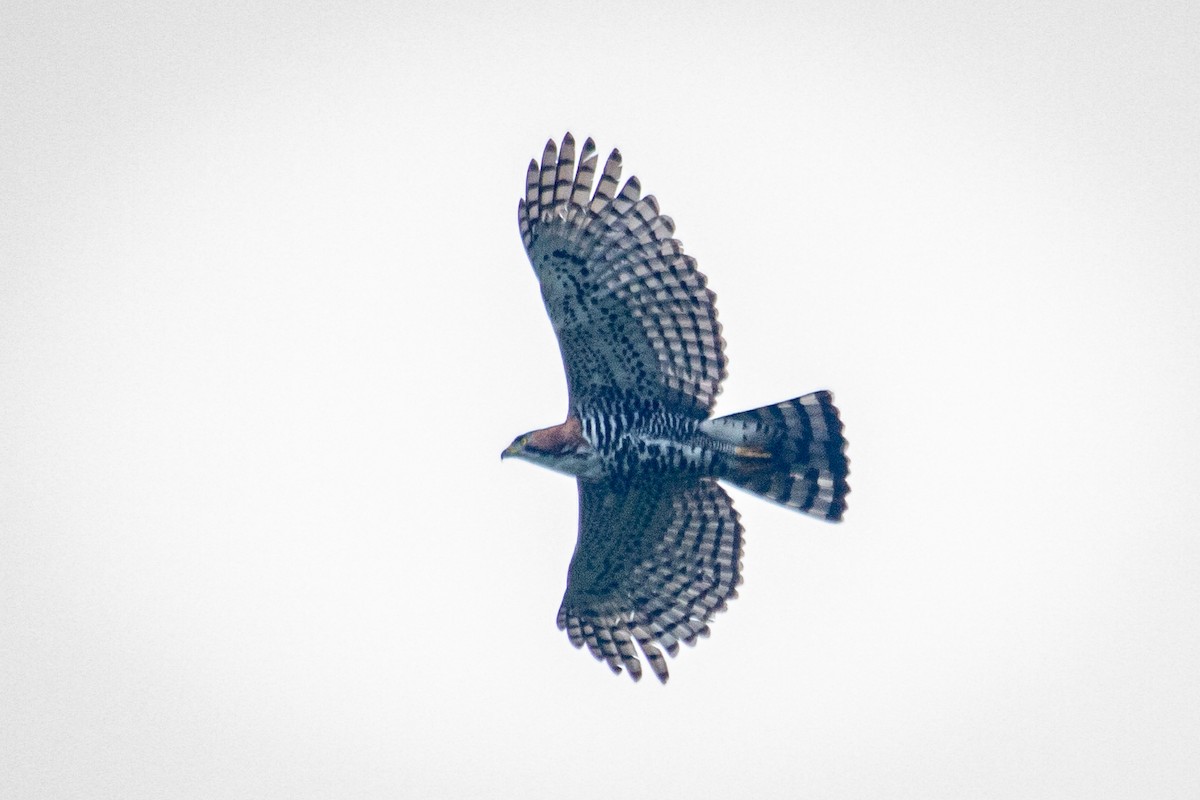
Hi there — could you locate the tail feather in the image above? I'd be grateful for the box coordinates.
[704,391,850,521]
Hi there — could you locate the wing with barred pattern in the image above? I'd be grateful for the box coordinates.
[518,133,727,418]
[556,478,743,683]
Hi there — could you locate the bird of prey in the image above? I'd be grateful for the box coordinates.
[502,133,850,683]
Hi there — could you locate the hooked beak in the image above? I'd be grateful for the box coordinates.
[501,443,519,460]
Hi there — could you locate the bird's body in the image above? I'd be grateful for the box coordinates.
[504,134,850,683]
[521,401,717,483]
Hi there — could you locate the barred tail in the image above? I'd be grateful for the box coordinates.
[704,391,850,521]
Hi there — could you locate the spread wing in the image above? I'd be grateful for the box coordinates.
[518,133,727,418]
[556,478,744,683]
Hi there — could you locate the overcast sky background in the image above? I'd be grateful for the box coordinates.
[3,2,1198,798]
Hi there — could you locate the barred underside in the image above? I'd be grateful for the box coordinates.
[706,391,851,521]
[518,133,727,417]
[557,479,744,683]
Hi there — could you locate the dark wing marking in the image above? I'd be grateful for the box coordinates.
[556,478,744,683]
[518,133,727,418]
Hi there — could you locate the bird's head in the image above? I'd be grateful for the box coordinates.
[501,418,599,478]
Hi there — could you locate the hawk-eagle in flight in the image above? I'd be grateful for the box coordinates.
[503,134,850,683]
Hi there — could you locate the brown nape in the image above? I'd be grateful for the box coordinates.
[526,417,585,453]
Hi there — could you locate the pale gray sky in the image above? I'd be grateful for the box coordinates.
[2,2,1198,798]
